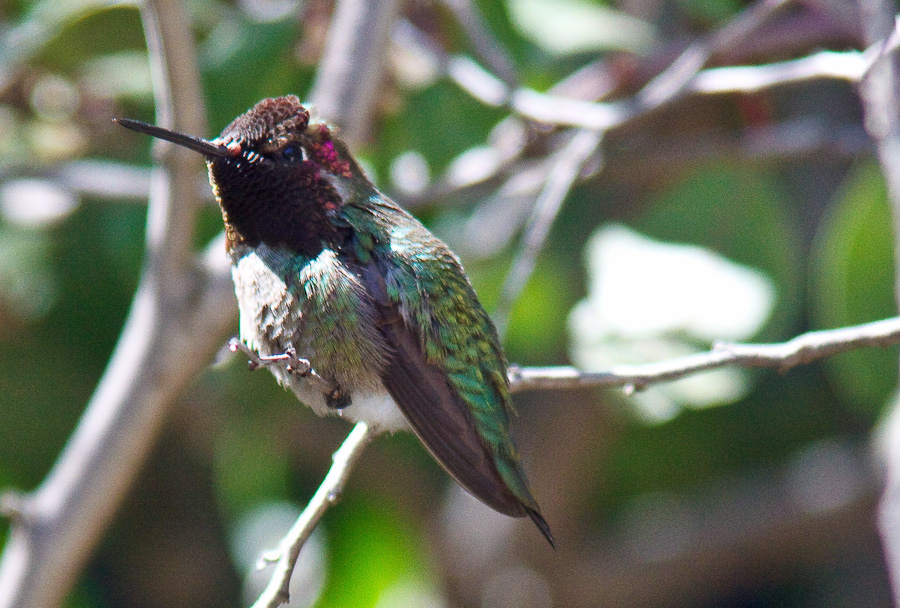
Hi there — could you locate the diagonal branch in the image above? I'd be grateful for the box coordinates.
[0,0,402,602]
[439,0,518,87]
[250,422,375,608]
[235,315,900,607]
[856,0,900,603]
[493,128,604,334]
[309,0,403,147]
[492,0,793,333]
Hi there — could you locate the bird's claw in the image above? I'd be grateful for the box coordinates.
[325,388,351,410]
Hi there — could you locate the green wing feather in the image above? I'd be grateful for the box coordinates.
[347,198,553,546]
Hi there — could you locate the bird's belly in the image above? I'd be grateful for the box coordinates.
[231,248,408,432]
[288,383,409,431]
[346,393,409,431]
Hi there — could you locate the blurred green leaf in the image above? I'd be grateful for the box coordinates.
[79,51,153,100]
[676,0,742,24]
[28,5,145,73]
[2,1,141,75]
[0,225,57,323]
[201,18,307,130]
[810,161,898,416]
[214,419,292,515]
[318,500,434,608]
[378,81,505,178]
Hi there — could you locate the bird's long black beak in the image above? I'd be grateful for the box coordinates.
[115,118,232,158]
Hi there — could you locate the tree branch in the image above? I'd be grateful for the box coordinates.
[509,316,900,393]
[250,422,374,608]
[0,0,213,606]
[439,0,518,87]
[493,128,604,334]
[856,1,900,604]
[308,0,403,147]
[392,24,876,215]
[229,315,900,607]
[0,0,404,602]
[244,2,408,606]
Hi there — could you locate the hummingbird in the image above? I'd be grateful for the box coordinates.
[116,95,553,547]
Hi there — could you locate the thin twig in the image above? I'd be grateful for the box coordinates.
[636,0,791,109]
[245,3,404,606]
[250,422,374,608]
[393,37,873,214]
[509,316,900,393]
[493,129,604,334]
[439,0,792,128]
[499,36,899,131]
[495,0,789,335]
[439,0,518,87]
[243,315,900,606]
[491,0,795,334]
[0,0,401,606]
[15,18,880,208]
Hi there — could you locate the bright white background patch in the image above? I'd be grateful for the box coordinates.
[1,179,78,228]
[569,225,777,422]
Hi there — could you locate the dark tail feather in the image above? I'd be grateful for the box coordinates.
[525,507,555,549]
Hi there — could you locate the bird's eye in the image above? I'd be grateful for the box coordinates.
[282,145,305,163]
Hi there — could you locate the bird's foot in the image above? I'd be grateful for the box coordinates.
[325,387,351,410]
[227,338,338,397]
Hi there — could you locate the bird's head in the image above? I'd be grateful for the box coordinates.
[117,95,365,256]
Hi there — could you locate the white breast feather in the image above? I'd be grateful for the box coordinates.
[231,249,408,431]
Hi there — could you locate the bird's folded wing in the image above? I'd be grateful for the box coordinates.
[357,262,526,517]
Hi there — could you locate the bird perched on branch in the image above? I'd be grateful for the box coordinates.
[117,95,553,547]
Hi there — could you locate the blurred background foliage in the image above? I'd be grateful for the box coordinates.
[0,0,895,606]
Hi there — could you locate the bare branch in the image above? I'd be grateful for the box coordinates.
[20,14,877,208]
[636,0,792,109]
[493,0,793,333]
[309,0,403,147]
[394,28,873,214]
[142,0,208,280]
[250,422,375,608]
[856,1,900,604]
[493,128,603,334]
[240,3,411,605]
[439,0,518,87]
[501,35,900,131]
[0,0,213,606]
[0,0,426,606]
[509,317,900,393]
[441,0,793,129]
